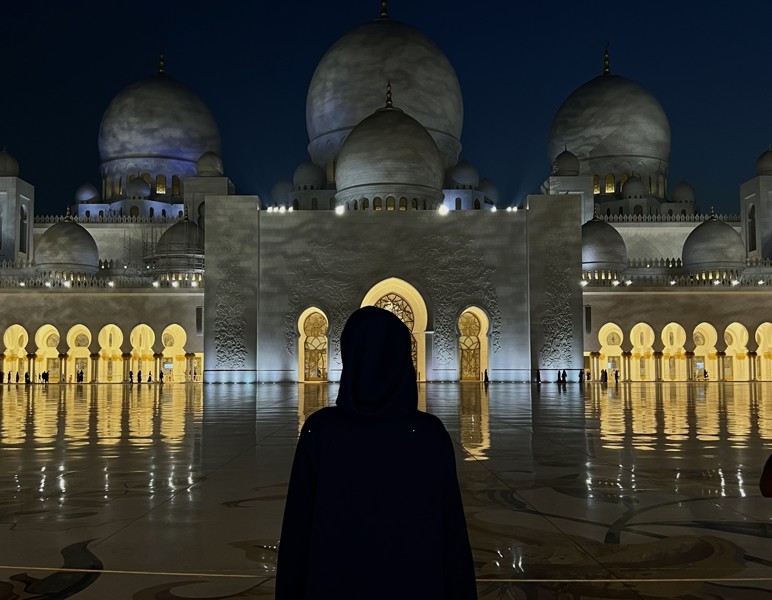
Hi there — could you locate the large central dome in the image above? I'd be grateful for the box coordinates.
[306,16,463,171]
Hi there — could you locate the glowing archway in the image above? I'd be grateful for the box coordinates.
[598,322,623,379]
[130,324,155,381]
[35,324,62,382]
[2,324,29,382]
[630,322,655,381]
[661,322,687,381]
[693,322,718,380]
[755,323,772,381]
[297,307,329,383]
[458,306,490,381]
[361,278,428,381]
[66,324,92,382]
[161,324,188,382]
[724,322,749,381]
[98,324,124,382]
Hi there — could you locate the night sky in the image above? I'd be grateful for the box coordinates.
[3,1,772,216]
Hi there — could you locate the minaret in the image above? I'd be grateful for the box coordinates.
[158,52,165,75]
[380,0,388,19]
[603,42,610,75]
[385,80,393,108]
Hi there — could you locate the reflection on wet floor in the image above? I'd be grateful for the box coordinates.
[0,382,770,599]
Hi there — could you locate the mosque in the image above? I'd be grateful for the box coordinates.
[2,3,772,385]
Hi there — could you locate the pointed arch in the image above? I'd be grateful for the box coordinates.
[66,324,92,382]
[297,307,329,382]
[3,324,29,381]
[693,322,718,380]
[598,322,623,378]
[724,322,749,381]
[458,306,490,381]
[661,322,687,380]
[755,323,772,381]
[161,324,188,382]
[35,324,62,382]
[629,322,655,381]
[98,324,124,382]
[130,324,155,381]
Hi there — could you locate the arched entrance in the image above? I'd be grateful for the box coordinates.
[598,322,623,380]
[66,324,92,382]
[755,323,772,381]
[693,323,718,380]
[2,324,29,382]
[161,324,188,382]
[661,322,687,381]
[35,324,62,382]
[630,323,655,381]
[458,307,490,381]
[361,278,428,381]
[724,322,749,381]
[130,324,155,381]
[98,324,123,382]
[297,307,328,382]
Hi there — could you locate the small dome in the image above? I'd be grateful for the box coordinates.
[447,160,479,188]
[552,149,580,176]
[271,180,294,206]
[156,217,204,255]
[196,151,223,176]
[671,181,695,204]
[126,177,151,198]
[293,161,326,190]
[582,218,627,272]
[35,220,99,274]
[75,183,99,203]
[682,218,746,274]
[622,177,646,199]
[0,150,19,177]
[478,179,499,203]
[755,149,772,176]
[335,104,444,196]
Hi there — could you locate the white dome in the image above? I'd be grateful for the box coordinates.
[447,160,479,188]
[306,17,463,170]
[335,104,444,196]
[682,218,746,274]
[552,149,580,176]
[126,178,150,198]
[622,177,647,199]
[293,161,326,190]
[35,220,99,274]
[582,218,627,271]
[756,149,772,176]
[75,183,99,203]
[671,181,695,204]
[270,180,293,206]
[478,179,499,203]
[0,150,19,177]
[196,151,224,176]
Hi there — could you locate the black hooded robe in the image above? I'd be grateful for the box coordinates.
[276,307,477,599]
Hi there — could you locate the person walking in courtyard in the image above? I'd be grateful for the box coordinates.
[276,306,477,599]
[128,370,133,384]
[137,370,142,384]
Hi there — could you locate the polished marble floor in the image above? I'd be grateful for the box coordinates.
[0,381,770,598]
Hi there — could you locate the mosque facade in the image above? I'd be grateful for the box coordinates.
[2,5,772,384]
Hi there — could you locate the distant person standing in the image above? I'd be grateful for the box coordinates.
[137,370,142,384]
[129,370,133,384]
[277,307,477,599]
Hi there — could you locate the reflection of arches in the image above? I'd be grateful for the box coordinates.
[361,278,428,381]
[756,323,772,381]
[724,322,749,381]
[161,324,187,382]
[661,322,687,381]
[598,322,623,378]
[297,308,328,382]
[98,324,123,382]
[458,307,490,381]
[630,323,655,381]
[130,324,155,379]
[35,324,61,382]
[3,324,29,380]
[66,324,92,382]
[693,322,718,380]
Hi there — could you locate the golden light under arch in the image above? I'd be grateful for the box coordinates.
[35,324,61,382]
[66,323,92,382]
[297,307,329,383]
[458,306,490,381]
[361,277,428,381]
[161,323,188,382]
[98,324,123,382]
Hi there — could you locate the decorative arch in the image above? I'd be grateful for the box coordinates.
[3,324,29,381]
[458,306,490,381]
[130,324,155,381]
[161,324,188,382]
[297,307,329,382]
[630,322,655,381]
[361,277,428,381]
[604,173,615,194]
[661,322,687,381]
[693,322,718,380]
[598,322,623,379]
[724,322,749,381]
[755,323,772,381]
[98,324,123,382]
[35,324,62,382]
[66,324,92,382]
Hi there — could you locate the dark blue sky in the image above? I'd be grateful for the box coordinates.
[3,1,772,216]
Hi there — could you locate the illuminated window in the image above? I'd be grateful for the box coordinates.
[303,312,328,381]
[362,198,369,210]
[171,176,181,196]
[386,197,395,211]
[374,198,382,211]
[374,293,416,370]
[593,175,600,195]
[459,311,481,380]
[156,175,166,194]
[399,197,407,211]
[604,173,615,194]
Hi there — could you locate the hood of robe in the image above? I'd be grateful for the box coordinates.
[336,306,418,419]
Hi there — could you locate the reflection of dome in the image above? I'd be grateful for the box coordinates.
[756,149,772,176]
[99,73,221,165]
[478,179,499,203]
[75,183,99,203]
[335,103,444,197]
[306,16,463,169]
[447,160,479,188]
[548,72,670,172]
[582,218,627,272]
[35,220,99,274]
[0,150,19,177]
[671,181,695,203]
[552,149,580,176]
[196,151,223,176]
[682,218,745,274]
[271,180,293,206]
[622,177,646,199]
[126,178,151,198]
[293,161,325,190]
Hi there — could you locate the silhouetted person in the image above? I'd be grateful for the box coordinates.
[15,372,19,383]
[614,369,619,384]
[137,370,142,384]
[159,372,164,384]
[535,369,541,384]
[761,454,772,497]
[129,370,133,384]
[276,306,477,600]
[147,374,152,383]
[579,369,584,384]
[561,369,567,383]
[483,368,489,384]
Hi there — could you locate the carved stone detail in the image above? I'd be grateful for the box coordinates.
[214,264,247,369]
[539,231,574,368]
